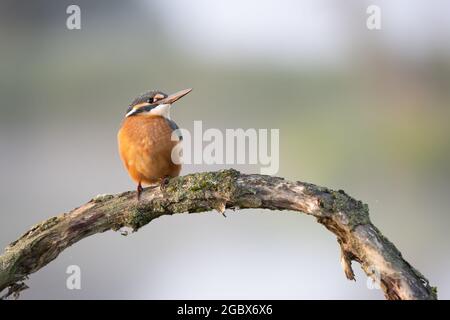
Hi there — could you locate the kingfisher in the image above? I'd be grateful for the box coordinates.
[118,88,192,200]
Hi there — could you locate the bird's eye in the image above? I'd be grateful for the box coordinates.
[126,106,132,114]
[147,97,154,103]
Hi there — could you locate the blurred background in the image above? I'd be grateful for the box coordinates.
[0,0,449,299]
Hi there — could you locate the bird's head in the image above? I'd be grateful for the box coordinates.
[125,88,192,119]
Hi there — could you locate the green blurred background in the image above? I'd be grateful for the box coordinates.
[0,0,449,299]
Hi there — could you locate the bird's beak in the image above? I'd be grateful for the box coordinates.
[158,88,192,105]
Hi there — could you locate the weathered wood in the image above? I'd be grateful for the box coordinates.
[0,169,437,299]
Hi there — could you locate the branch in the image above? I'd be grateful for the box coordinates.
[0,169,437,300]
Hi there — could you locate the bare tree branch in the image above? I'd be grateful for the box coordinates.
[0,169,437,300]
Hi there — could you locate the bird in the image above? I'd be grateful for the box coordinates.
[117,88,192,200]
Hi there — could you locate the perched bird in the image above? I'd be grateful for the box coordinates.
[118,88,192,200]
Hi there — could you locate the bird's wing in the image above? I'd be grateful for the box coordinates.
[165,118,183,141]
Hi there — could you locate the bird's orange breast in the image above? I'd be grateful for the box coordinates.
[117,115,181,185]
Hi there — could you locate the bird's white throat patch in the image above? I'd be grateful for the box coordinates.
[150,104,171,119]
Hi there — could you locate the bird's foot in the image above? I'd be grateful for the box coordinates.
[137,183,143,201]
